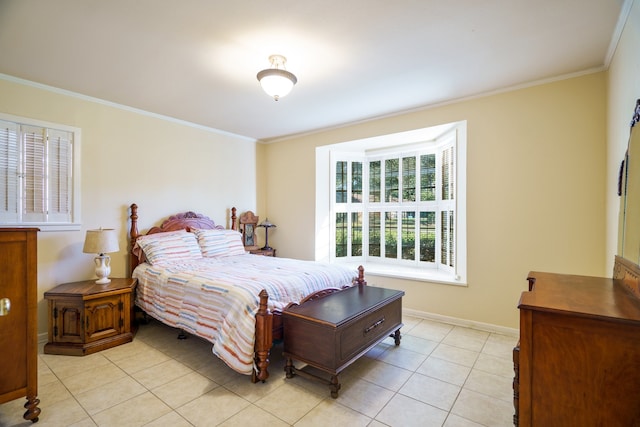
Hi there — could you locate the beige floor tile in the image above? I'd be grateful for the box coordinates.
[397,334,438,355]
[431,344,479,368]
[443,413,484,426]
[353,359,412,392]
[91,391,172,426]
[375,393,448,427]
[255,382,322,424]
[399,315,423,333]
[442,327,489,352]
[176,386,250,426]
[295,399,371,427]
[132,358,193,389]
[38,378,74,406]
[377,346,427,371]
[450,389,514,427]
[110,347,172,375]
[195,357,246,385]
[406,319,453,342]
[473,353,515,378]
[481,334,518,359]
[40,352,111,379]
[152,371,219,409]
[68,417,98,426]
[75,376,147,415]
[463,369,512,403]
[417,356,471,386]
[143,410,192,427]
[218,404,289,427]
[0,397,33,427]
[101,339,156,363]
[223,369,287,403]
[334,377,394,418]
[29,396,89,427]
[399,372,461,411]
[60,361,127,395]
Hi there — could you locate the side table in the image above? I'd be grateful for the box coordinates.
[250,247,276,257]
[44,278,137,356]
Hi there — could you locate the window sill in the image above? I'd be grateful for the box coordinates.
[339,261,467,286]
[1,223,81,232]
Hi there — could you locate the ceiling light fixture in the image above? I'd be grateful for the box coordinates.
[256,55,297,101]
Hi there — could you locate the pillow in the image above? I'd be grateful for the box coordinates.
[136,230,203,265]
[193,228,247,257]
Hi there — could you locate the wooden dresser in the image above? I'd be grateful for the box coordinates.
[283,285,404,397]
[0,228,40,422]
[513,258,640,426]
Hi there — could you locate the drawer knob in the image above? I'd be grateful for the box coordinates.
[364,317,385,334]
[0,297,10,316]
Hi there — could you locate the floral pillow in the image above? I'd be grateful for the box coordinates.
[136,229,203,265]
[193,228,247,257]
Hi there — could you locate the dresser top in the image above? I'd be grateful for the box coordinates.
[284,285,404,327]
[520,271,640,323]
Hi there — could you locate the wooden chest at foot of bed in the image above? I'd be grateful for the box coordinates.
[283,285,404,397]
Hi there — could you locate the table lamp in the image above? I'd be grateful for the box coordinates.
[83,228,119,284]
[258,219,276,250]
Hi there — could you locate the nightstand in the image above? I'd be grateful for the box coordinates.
[250,248,276,257]
[44,278,137,356]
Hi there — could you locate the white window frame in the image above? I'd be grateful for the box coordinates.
[0,113,81,231]
[316,121,467,286]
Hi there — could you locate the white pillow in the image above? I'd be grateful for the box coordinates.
[193,228,247,257]
[136,230,203,265]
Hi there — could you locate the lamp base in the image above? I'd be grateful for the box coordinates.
[94,254,112,285]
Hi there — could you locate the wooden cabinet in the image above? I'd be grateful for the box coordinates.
[249,248,276,257]
[283,285,403,397]
[513,268,640,426]
[44,278,137,356]
[0,228,40,423]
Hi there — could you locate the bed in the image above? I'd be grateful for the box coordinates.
[127,203,366,382]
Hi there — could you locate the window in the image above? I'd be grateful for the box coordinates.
[316,122,466,285]
[0,113,81,230]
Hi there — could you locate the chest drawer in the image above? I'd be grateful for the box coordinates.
[339,297,402,361]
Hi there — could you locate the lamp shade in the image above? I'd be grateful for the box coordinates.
[258,219,276,228]
[256,55,297,101]
[83,229,119,255]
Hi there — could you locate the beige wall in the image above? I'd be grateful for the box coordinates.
[262,73,607,329]
[0,77,258,334]
[607,0,640,270]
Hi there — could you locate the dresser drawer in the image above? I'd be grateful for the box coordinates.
[339,298,402,362]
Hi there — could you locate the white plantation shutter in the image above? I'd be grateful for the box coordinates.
[0,114,79,229]
[0,120,19,222]
[47,129,73,222]
[22,125,47,222]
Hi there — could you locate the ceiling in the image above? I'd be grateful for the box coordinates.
[0,0,629,142]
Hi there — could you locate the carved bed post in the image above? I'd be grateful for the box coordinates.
[129,203,139,277]
[252,289,273,383]
[231,207,237,231]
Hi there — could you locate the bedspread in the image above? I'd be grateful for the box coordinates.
[132,254,357,374]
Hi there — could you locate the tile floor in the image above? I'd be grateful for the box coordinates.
[0,315,518,427]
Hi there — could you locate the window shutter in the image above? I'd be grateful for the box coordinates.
[47,129,73,223]
[21,125,47,222]
[0,120,19,222]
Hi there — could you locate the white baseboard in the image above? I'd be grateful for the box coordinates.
[403,308,519,338]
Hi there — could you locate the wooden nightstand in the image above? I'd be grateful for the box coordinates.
[250,248,276,257]
[44,278,137,356]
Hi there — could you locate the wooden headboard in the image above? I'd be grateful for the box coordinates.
[128,203,237,276]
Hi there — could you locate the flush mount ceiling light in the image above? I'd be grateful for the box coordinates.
[256,55,297,101]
